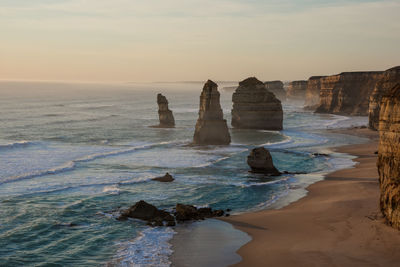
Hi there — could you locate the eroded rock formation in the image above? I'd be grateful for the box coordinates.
[264,80,286,101]
[286,80,307,101]
[315,71,383,115]
[154,93,175,128]
[193,80,231,145]
[304,76,326,110]
[369,66,400,130]
[231,77,283,130]
[247,147,280,175]
[377,83,400,230]
[152,172,174,182]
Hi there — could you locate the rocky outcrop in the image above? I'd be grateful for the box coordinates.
[193,80,231,145]
[315,71,383,115]
[231,77,283,130]
[286,80,307,101]
[154,93,175,128]
[152,172,174,182]
[304,76,326,109]
[174,204,224,222]
[369,66,400,130]
[247,147,280,175]
[264,80,286,101]
[377,83,400,230]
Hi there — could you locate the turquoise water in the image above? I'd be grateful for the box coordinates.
[0,81,368,266]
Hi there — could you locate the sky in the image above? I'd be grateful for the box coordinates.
[0,0,399,82]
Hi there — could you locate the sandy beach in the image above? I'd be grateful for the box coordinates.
[223,128,400,267]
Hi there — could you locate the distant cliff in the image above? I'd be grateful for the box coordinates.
[304,76,326,110]
[377,83,400,229]
[315,71,383,115]
[368,66,400,130]
[286,80,307,101]
[264,80,286,101]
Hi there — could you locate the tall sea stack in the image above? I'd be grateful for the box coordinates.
[264,80,286,101]
[377,83,400,229]
[286,80,307,101]
[304,76,326,110]
[368,66,400,130]
[231,77,283,130]
[193,80,231,145]
[315,71,383,115]
[156,93,175,128]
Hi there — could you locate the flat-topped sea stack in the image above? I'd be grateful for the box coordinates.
[286,80,307,101]
[315,71,384,115]
[304,76,326,110]
[369,66,400,130]
[377,83,400,229]
[155,93,175,128]
[264,80,286,101]
[193,80,231,145]
[231,77,283,130]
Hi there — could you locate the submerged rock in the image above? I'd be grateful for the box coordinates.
[286,80,307,101]
[368,66,400,130]
[232,77,283,130]
[152,172,174,182]
[193,80,231,145]
[377,83,400,230]
[155,93,175,128]
[247,147,280,175]
[264,80,286,101]
[304,76,327,110]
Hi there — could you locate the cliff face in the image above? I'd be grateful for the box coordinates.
[369,66,400,130]
[264,80,286,101]
[315,72,383,115]
[156,93,175,127]
[193,80,231,145]
[286,80,307,101]
[377,83,400,229]
[232,77,283,130]
[304,76,326,109]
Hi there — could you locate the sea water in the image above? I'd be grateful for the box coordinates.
[0,81,368,266]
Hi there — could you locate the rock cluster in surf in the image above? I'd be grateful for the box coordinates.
[193,80,231,145]
[247,147,280,175]
[264,80,286,101]
[231,77,283,130]
[286,80,307,101]
[377,83,400,230]
[155,93,175,128]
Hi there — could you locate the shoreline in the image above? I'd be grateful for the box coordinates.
[222,127,400,266]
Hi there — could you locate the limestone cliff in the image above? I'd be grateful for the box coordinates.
[304,76,326,110]
[193,80,231,145]
[286,80,307,101]
[231,77,283,130]
[155,93,175,128]
[264,80,286,101]
[369,66,400,130]
[315,71,383,115]
[377,83,400,229]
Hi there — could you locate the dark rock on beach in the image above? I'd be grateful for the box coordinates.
[152,172,174,182]
[247,147,281,176]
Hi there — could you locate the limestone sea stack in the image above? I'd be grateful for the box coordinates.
[304,76,326,110]
[368,66,400,130]
[264,80,286,101]
[231,77,283,130]
[377,83,400,229]
[286,80,307,101]
[156,93,175,127]
[193,80,231,145]
[315,71,383,115]
[247,147,280,175]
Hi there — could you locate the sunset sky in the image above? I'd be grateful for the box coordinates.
[0,0,399,82]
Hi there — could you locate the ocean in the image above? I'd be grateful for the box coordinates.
[0,81,368,266]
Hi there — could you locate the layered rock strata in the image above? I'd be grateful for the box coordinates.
[264,80,286,101]
[377,83,400,229]
[156,93,175,127]
[286,80,307,101]
[369,66,400,130]
[315,71,383,115]
[193,80,231,145]
[304,76,326,109]
[231,77,283,130]
[247,147,280,175]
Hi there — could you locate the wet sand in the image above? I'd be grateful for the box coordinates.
[223,128,400,266]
